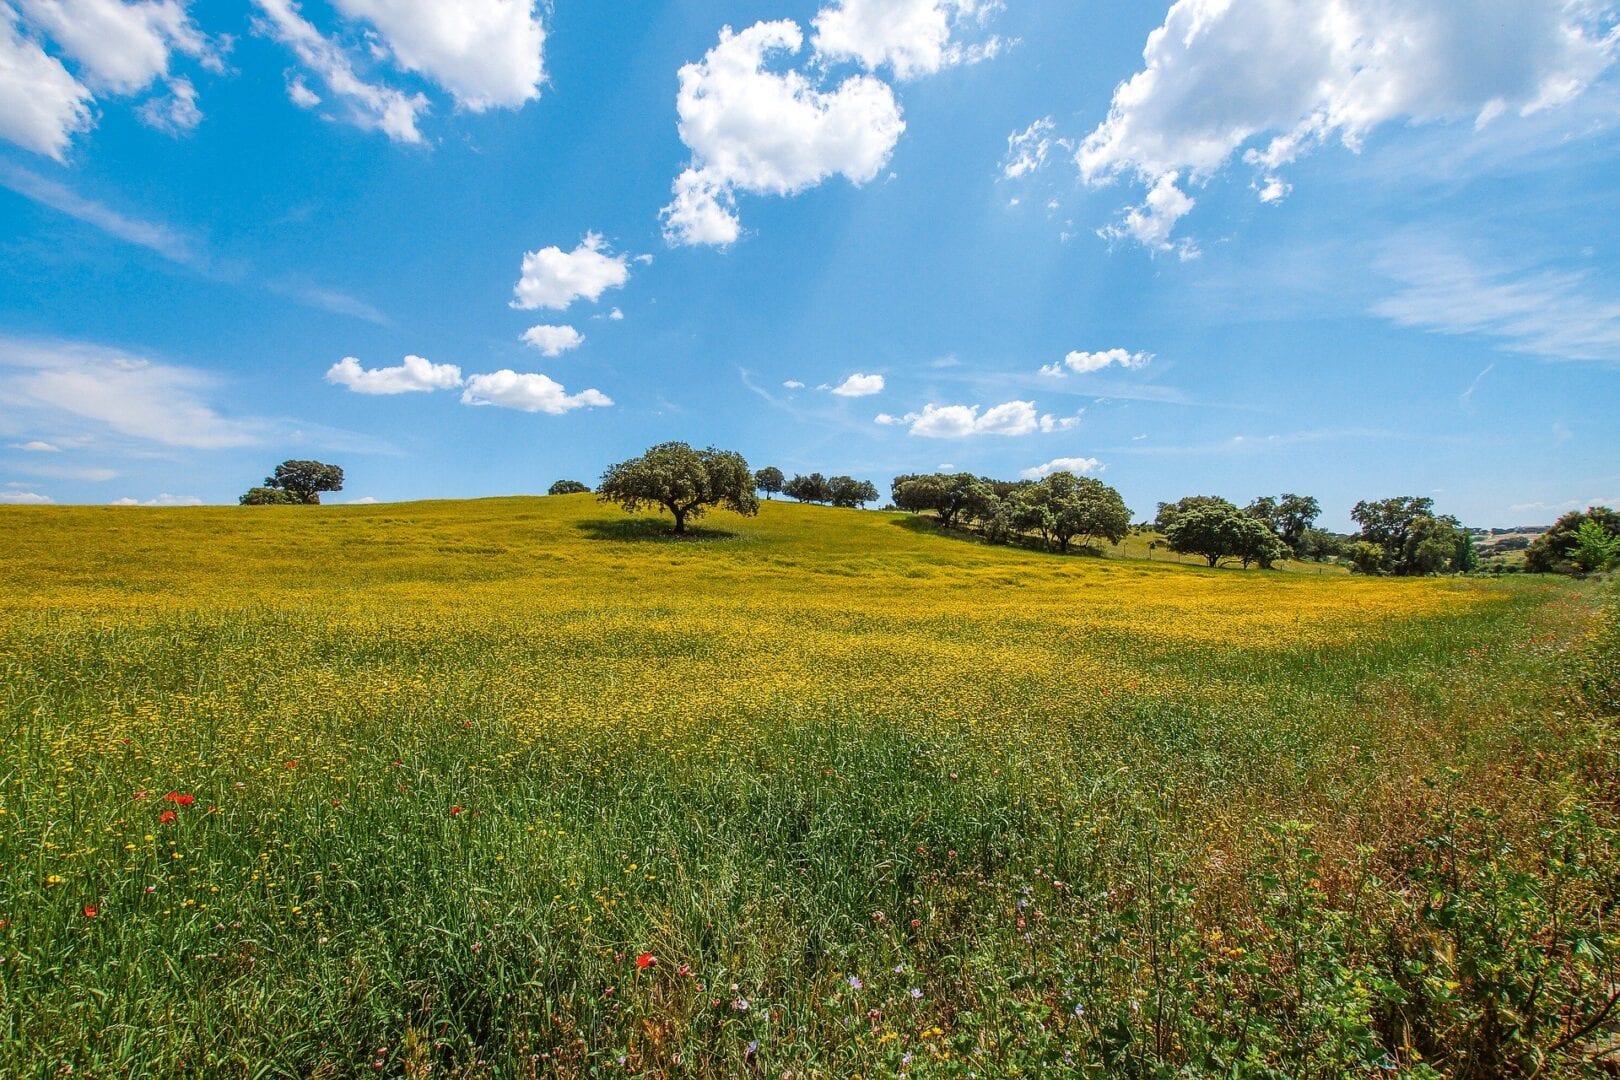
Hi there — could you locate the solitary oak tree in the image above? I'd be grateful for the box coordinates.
[598,442,759,535]
[547,479,591,495]
[241,460,343,505]
[754,466,785,499]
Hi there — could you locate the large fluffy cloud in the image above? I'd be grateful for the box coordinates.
[331,0,545,111]
[1075,0,1617,250]
[661,20,905,246]
[460,370,611,414]
[0,0,218,157]
[0,9,92,159]
[511,233,630,310]
[254,0,544,141]
[325,354,463,394]
[810,0,999,81]
[16,0,213,94]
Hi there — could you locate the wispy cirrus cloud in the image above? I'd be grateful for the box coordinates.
[1374,243,1620,363]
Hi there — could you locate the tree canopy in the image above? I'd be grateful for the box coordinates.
[547,479,590,496]
[1154,495,1237,534]
[1525,506,1620,574]
[754,467,784,499]
[597,442,759,534]
[241,460,343,505]
[1009,472,1131,554]
[1349,497,1466,576]
[1166,504,1285,568]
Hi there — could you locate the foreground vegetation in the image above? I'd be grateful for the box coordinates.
[1,496,1616,1077]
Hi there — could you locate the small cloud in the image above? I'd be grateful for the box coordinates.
[608,307,625,320]
[460,371,612,414]
[110,493,203,506]
[830,372,884,397]
[936,463,954,470]
[883,401,1039,438]
[10,440,60,452]
[0,491,53,504]
[287,76,321,108]
[1020,456,1101,480]
[512,233,631,311]
[782,379,806,390]
[1047,348,1153,377]
[1039,413,1079,432]
[347,496,379,504]
[520,324,585,357]
[325,355,463,395]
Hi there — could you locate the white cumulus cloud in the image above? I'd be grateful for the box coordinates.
[460,370,611,414]
[0,8,93,159]
[881,400,1039,438]
[0,490,54,504]
[11,439,61,451]
[325,354,463,394]
[810,0,1001,81]
[661,20,905,246]
[1020,456,1101,479]
[520,324,584,357]
[511,232,630,310]
[1077,0,1617,250]
[830,372,884,397]
[1042,348,1154,377]
[331,0,545,111]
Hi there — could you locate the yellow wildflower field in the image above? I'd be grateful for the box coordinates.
[0,496,1612,1077]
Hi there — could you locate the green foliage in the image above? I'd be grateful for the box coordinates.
[891,472,990,529]
[753,466,785,499]
[1166,503,1283,568]
[597,441,759,534]
[258,459,344,504]
[238,486,297,506]
[1155,494,1237,534]
[1531,509,1620,574]
[1571,519,1620,574]
[827,475,879,508]
[546,479,590,496]
[784,472,831,503]
[1351,496,1468,576]
[1248,493,1323,558]
[1008,471,1131,553]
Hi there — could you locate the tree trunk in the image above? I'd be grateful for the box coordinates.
[1206,554,1220,567]
[669,503,687,534]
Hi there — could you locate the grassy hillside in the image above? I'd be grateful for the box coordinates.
[1,496,1615,1076]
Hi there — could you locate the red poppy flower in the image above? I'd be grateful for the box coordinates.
[163,792,195,806]
[284,760,299,769]
[82,904,99,919]
[636,952,656,969]
[132,790,149,799]
[449,805,464,816]
[159,810,177,824]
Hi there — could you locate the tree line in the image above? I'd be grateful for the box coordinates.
[235,449,1618,576]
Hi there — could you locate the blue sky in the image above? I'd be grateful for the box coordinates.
[1,0,1618,529]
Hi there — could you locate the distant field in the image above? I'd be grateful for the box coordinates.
[1,496,1615,1076]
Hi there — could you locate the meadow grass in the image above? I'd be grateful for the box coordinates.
[0,496,1615,1077]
